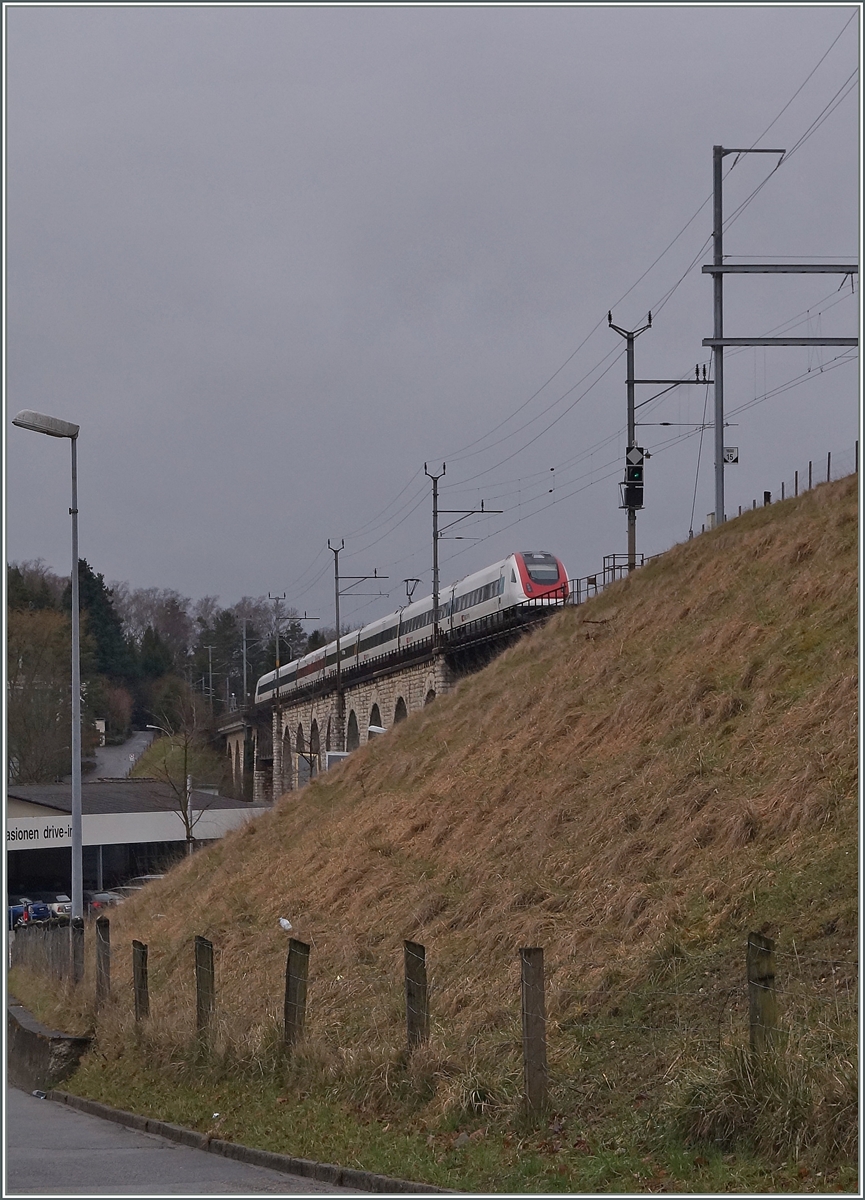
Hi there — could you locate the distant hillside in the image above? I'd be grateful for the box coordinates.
[24,475,857,1191]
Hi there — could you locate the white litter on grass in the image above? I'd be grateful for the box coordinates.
[278,917,293,932]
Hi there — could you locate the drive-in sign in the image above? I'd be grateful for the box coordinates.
[6,807,267,850]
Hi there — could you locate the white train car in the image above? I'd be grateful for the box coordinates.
[254,550,568,705]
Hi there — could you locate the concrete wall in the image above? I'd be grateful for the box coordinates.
[7,999,91,1092]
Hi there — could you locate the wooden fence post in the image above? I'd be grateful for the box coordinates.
[194,935,215,1039]
[520,946,547,1115]
[47,925,59,979]
[747,932,778,1055]
[404,940,429,1050]
[95,917,110,1007]
[71,918,84,985]
[283,938,311,1049]
[132,940,149,1020]
[11,926,25,971]
[55,923,68,981]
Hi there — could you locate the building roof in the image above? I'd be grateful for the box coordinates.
[6,780,258,816]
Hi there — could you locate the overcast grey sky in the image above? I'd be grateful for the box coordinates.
[4,3,860,631]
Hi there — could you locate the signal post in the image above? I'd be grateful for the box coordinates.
[609,311,714,569]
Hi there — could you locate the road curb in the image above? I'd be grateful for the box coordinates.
[46,1089,456,1194]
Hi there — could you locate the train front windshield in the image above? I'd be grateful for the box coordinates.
[520,552,561,583]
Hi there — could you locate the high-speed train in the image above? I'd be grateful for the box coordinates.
[254,551,568,705]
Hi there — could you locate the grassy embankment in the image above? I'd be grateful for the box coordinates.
[11,476,858,1193]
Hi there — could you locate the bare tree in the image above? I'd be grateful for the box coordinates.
[110,582,195,662]
[7,609,73,782]
[141,686,227,854]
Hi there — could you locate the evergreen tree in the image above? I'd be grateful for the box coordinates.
[7,563,60,611]
[63,559,137,682]
[140,625,175,678]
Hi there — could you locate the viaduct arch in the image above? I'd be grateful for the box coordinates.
[219,592,569,803]
[221,653,454,803]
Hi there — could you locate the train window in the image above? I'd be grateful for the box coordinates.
[521,552,560,583]
[359,624,399,654]
[511,569,516,583]
[401,608,433,634]
[526,565,559,582]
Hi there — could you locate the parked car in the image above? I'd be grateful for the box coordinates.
[26,891,73,920]
[50,893,73,918]
[110,874,166,902]
[111,886,145,901]
[7,897,52,930]
[84,890,123,913]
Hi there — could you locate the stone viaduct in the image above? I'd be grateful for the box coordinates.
[219,648,456,804]
[216,587,595,804]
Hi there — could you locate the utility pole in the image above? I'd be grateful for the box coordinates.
[328,540,344,749]
[328,539,388,750]
[268,594,286,798]
[266,601,317,789]
[610,314,715,565]
[424,464,445,644]
[608,312,652,570]
[425,462,502,642]
[241,617,248,706]
[711,145,727,530]
[702,145,857,524]
[205,645,215,711]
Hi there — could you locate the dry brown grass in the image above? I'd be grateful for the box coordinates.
[36,478,856,1148]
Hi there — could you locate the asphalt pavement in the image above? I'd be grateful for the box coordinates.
[85,729,157,780]
[4,1087,366,1196]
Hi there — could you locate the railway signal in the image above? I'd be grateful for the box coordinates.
[608,311,652,571]
[622,446,645,510]
[610,310,716,568]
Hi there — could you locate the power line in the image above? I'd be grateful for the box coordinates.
[783,68,859,161]
[444,352,856,572]
[343,484,431,560]
[280,31,858,612]
[441,313,612,464]
[747,9,859,148]
[727,351,856,418]
[328,346,856,616]
[447,350,626,489]
[344,467,425,539]
[439,48,858,490]
[446,343,624,466]
[720,67,859,239]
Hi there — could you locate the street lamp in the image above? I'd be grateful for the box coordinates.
[12,410,83,920]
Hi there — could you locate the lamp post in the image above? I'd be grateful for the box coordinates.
[12,410,83,920]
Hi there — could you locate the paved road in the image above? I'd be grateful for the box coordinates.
[4,1087,365,1195]
[71,729,156,782]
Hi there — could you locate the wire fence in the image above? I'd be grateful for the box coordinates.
[726,441,857,523]
[10,919,857,1116]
